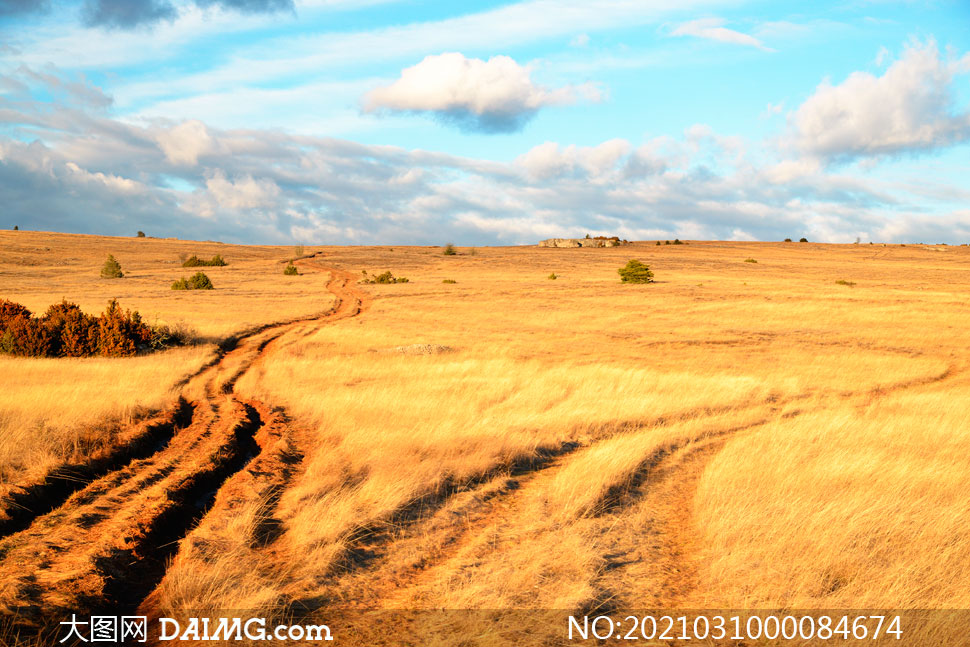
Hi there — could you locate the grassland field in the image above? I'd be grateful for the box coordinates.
[0,230,968,645]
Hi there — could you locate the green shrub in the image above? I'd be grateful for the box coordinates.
[100,254,124,279]
[664,240,671,245]
[443,243,457,256]
[172,272,214,290]
[799,237,809,243]
[189,272,213,289]
[12,226,17,231]
[136,231,146,238]
[673,238,683,245]
[182,254,227,267]
[617,259,654,284]
[284,263,299,275]
[744,258,758,263]
[784,238,792,242]
[442,279,457,284]
[365,271,409,284]
[835,279,856,287]
[548,273,558,280]
[656,241,661,246]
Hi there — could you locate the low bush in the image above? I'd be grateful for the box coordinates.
[744,258,758,263]
[0,298,157,358]
[148,321,197,350]
[284,263,299,276]
[618,259,654,284]
[172,271,214,290]
[137,231,146,238]
[784,238,792,242]
[656,241,661,246]
[835,279,857,287]
[673,238,684,245]
[548,273,558,280]
[442,279,457,284]
[364,271,409,284]
[100,254,124,279]
[182,254,227,267]
[800,237,809,243]
[443,243,457,256]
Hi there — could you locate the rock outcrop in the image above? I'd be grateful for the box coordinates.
[538,237,627,248]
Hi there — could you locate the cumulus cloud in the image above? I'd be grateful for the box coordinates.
[204,170,281,211]
[791,39,970,160]
[516,139,631,180]
[671,18,774,52]
[155,120,224,165]
[364,52,601,133]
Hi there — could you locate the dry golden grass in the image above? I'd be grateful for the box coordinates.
[4,232,970,646]
[0,346,212,497]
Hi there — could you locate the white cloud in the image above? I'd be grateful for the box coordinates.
[363,52,600,132]
[791,39,970,160]
[204,170,280,210]
[671,17,774,52]
[516,139,631,179]
[155,119,224,165]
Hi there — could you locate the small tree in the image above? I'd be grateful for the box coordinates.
[101,254,124,279]
[443,243,457,256]
[799,237,809,243]
[784,238,792,242]
[12,226,18,231]
[618,259,654,284]
[284,263,299,275]
[137,231,146,238]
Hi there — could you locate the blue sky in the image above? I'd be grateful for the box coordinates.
[1,0,969,244]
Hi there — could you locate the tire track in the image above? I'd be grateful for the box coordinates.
[0,260,367,638]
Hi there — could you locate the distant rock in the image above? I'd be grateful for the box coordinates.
[538,237,627,248]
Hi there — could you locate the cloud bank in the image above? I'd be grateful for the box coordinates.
[364,53,601,133]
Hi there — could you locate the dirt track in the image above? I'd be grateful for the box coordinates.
[0,258,367,637]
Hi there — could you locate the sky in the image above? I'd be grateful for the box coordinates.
[1,0,969,245]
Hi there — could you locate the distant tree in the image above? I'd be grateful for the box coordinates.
[100,255,124,279]
[585,233,591,239]
[136,231,146,238]
[784,238,792,242]
[799,237,809,243]
[673,239,683,245]
[443,243,457,256]
[656,241,661,246]
[618,259,654,284]
[12,226,18,231]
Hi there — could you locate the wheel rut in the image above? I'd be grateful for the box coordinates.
[0,259,368,638]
